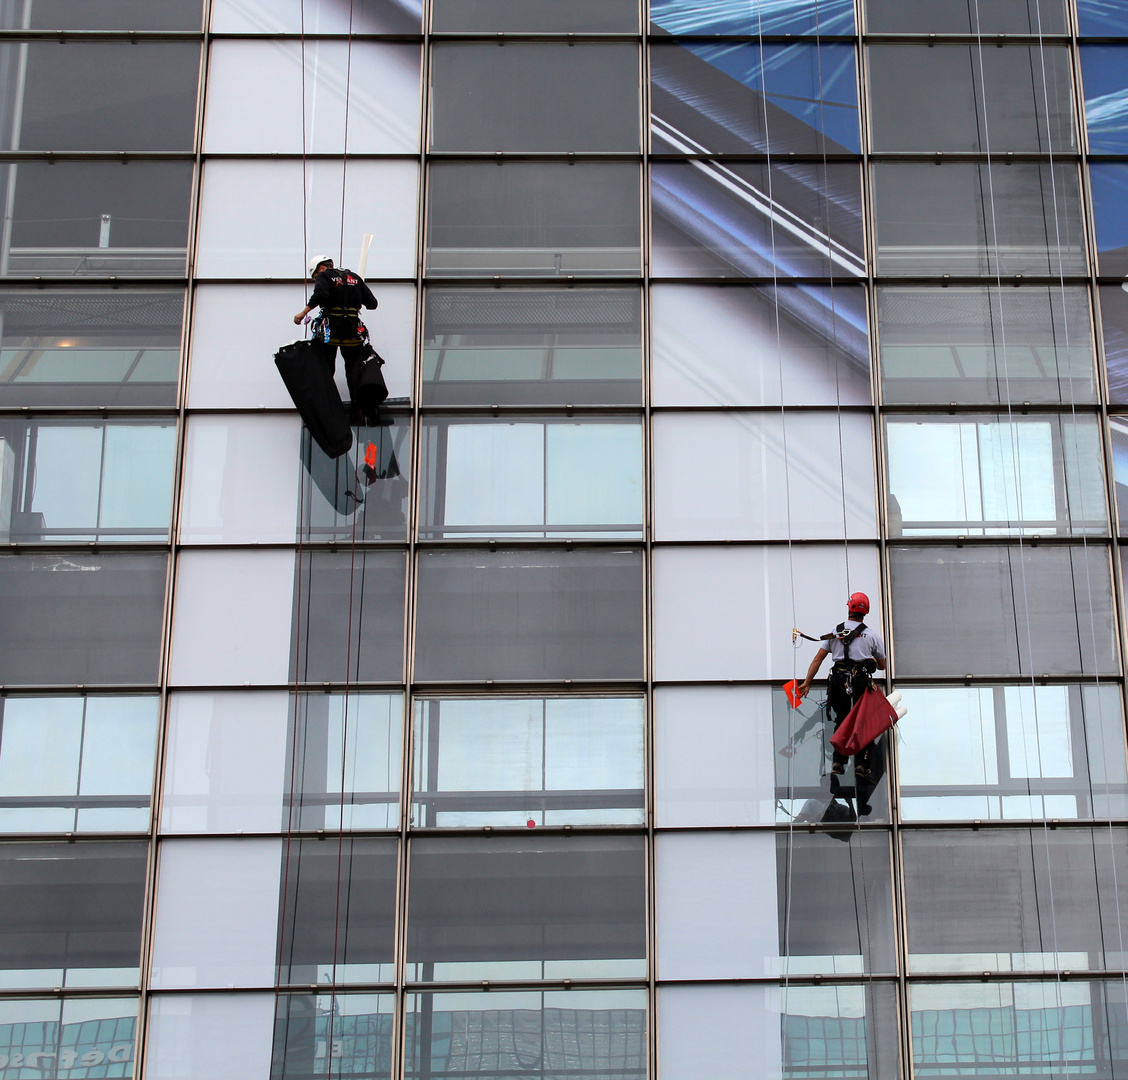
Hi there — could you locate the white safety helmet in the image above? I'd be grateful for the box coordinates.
[308,254,334,277]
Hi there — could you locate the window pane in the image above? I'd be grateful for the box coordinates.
[286,692,402,831]
[420,417,643,540]
[877,286,1096,406]
[1079,0,1128,35]
[431,43,638,153]
[291,552,405,685]
[653,43,859,155]
[1101,285,1128,404]
[865,0,1066,32]
[272,993,393,1080]
[0,1,203,29]
[1091,163,1128,276]
[423,287,642,407]
[414,548,644,682]
[0,998,138,1079]
[898,685,1128,822]
[653,161,864,279]
[425,162,641,278]
[652,284,870,407]
[889,544,1118,677]
[0,553,167,686]
[868,45,1073,153]
[278,838,397,986]
[873,162,1086,277]
[407,837,645,980]
[0,42,199,151]
[0,289,182,408]
[210,0,420,33]
[1111,416,1128,525]
[432,0,637,31]
[651,0,854,35]
[886,414,1107,537]
[148,994,274,1080]
[0,842,146,988]
[1082,46,1128,153]
[2,162,192,278]
[411,696,644,827]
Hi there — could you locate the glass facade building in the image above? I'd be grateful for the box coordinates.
[2,0,1128,1077]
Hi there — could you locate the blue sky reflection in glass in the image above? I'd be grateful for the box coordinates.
[1083,46,1128,153]
[651,0,854,36]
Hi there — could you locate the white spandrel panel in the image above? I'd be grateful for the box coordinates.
[189,284,416,408]
[169,550,295,687]
[653,411,877,541]
[652,284,871,407]
[150,838,282,989]
[180,414,301,545]
[196,159,418,279]
[211,0,421,33]
[655,831,778,980]
[161,691,290,834]
[652,544,881,681]
[204,40,421,154]
[654,686,774,827]
[146,994,275,1080]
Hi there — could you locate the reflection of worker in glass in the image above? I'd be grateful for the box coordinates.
[796,592,886,780]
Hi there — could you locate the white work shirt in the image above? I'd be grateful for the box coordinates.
[824,620,886,663]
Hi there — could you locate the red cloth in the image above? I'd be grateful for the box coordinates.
[830,685,900,758]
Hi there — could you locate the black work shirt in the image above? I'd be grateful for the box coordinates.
[307,268,378,319]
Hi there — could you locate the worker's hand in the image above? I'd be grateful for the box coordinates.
[796,679,811,699]
[293,313,304,325]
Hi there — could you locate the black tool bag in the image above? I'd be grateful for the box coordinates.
[274,338,353,458]
[346,345,390,421]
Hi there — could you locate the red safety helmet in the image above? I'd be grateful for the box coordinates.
[847,591,870,616]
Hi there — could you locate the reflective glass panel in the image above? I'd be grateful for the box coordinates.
[653,160,864,279]
[425,162,641,277]
[422,287,643,406]
[868,45,1074,153]
[277,838,397,986]
[889,544,1118,677]
[147,994,274,1080]
[210,0,419,34]
[898,684,1128,821]
[0,289,181,408]
[873,162,1086,277]
[286,692,402,831]
[0,553,167,686]
[420,417,643,540]
[885,414,1107,537]
[0,998,138,1078]
[411,697,644,827]
[877,286,1096,406]
[1,162,192,278]
[431,43,639,153]
[1111,415,1128,525]
[406,837,645,980]
[651,0,854,35]
[0,696,157,834]
[0,42,199,151]
[1079,1,1128,35]
[1082,46,1128,153]
[291,551,406,685]
[652,42,859,155]
[865,0,1067,32]
[0,1,202,28]
[1091,163,1128,276]
[1102,285,1128,404]
[272,993,393,1080]
[0,842,146,988]
[414,548,644,682]
[432,0,637,31]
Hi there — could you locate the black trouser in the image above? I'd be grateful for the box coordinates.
[827,666,877,774]
[316,332,368,406]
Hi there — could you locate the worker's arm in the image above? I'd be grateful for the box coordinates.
[293,304,314,325]
[796,648,829,699]
[876,657,887,672]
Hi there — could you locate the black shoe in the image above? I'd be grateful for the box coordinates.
[831,762,845,775]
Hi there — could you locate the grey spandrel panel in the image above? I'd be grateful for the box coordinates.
[652,284,870,407]
[898,684,1128,822]
[422,287,642,407]
[291,551,406,685]
[0,695,158,835]
[868,45,1074,154]
[873,162,1086,279]
[651,0,855,35]
[430,43,639,153]
[1,162,192,279]
[889,545,1118,678]
[904,829,1128,973]
[878,286,1097,407]
[865,0,1067,32]
[425,162,641,278]
[0,998,139,1078]
[432,0,638,31]
[0,42,199,152]
[210,0,420,33]
[885,414,1108,538]
[277,837,397,986]
[413,548,644,683]
[652,161,865,280]
[0,842,146,989]
[272,993,394,1080]
[406,836,646,981]
[0,553,166,686]
[0,1,203,29]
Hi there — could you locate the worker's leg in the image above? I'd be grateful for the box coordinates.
[827,676,851,774]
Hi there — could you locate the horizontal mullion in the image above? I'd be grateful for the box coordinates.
[861,33,1072,44]
[879,401,1103,414]
[0,29,203,41]
[648,152,862,162]
[0,150,194,161]
[2,541,172,553]
[651,675,1120,687]
[0,406,180,417]
[202,151,422,161]
[209,32,422,42]
[647,33,857,43]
